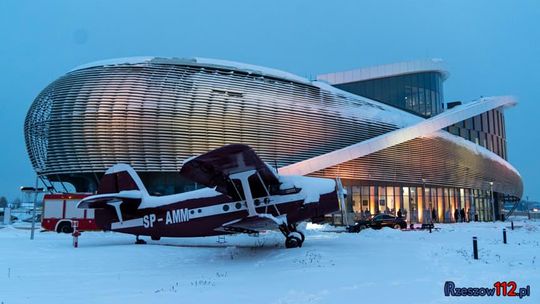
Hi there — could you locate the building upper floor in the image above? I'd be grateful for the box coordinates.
[317,59,508,159]
[317,59,447,118]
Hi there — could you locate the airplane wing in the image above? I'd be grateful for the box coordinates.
[218,214,287,234]
[179,144,280,200]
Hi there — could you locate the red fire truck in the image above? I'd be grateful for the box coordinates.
[41,194,100,233]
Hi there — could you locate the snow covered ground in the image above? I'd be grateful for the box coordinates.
[0,220,539,304]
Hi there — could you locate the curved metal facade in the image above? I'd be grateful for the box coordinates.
[24,58,522,202]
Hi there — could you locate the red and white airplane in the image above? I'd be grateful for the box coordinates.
[78,144,345,248]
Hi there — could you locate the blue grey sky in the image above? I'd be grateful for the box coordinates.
[0,0,538,201]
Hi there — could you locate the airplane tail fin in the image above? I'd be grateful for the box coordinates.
[97,164,149,196]
[78,164,147,224]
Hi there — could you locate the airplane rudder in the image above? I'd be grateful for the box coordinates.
[97,164,147,195]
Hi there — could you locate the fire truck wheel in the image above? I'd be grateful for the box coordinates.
[57,222,74,234]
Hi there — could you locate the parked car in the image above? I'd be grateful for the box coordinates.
[347,214,407,232]
[22,214,42,223]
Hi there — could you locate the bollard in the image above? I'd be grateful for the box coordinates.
[511,221,514,230]
[71,220,80,248]
[473,237,478,260]
[429,224,432,233]
[503,228,507,244]
[72,230,81,248]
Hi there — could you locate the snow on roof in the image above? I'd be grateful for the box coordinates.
[317,58,449,85]
[427,131,521,176]
[193,57,311,85]
[70,56,155,72]
[70,56,311,85]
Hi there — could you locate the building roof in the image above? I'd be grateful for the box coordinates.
[70,56,312,85]
[316,59,449,85]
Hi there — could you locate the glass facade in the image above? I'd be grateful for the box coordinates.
[345,182,496,224]
[334,72,445,117]
[446,108,507,159]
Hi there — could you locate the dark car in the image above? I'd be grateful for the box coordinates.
[347,214,407,232]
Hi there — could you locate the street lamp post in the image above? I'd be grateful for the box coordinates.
[526,196,530,220]
[489,181,495,222]
[422,177,427,224]
[20,177,44,240]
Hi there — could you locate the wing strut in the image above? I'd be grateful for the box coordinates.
[229,170,286,226]
[255,172,281,216]
[229,170,258,217]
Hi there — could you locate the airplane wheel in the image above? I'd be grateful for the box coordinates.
[297,231,305,242]
[151,236,161,241]
[285,236,302,249]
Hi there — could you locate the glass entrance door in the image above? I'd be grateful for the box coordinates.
[402,187,410,223]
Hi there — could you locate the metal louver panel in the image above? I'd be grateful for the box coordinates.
[23,58,522,198]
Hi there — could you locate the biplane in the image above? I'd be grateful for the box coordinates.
[78,144,344,248]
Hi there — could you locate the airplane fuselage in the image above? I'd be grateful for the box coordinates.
[95,189,339,238]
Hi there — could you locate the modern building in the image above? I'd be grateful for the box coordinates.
[24,57,523,224]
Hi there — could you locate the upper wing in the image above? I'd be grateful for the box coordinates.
[179,144,280,200]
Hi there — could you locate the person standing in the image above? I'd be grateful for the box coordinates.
[460,208,466,222]
[397,208,403,218]
[432,208,437,223]
[454,209,460,223]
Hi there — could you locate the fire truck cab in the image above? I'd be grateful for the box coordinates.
[41,194,99,233]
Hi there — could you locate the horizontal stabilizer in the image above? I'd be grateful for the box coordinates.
[78,190,143,209]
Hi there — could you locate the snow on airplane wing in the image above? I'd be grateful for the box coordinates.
[179,144,280,200]
[218,215,286,234]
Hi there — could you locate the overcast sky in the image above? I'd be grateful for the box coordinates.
[0,0,538,201]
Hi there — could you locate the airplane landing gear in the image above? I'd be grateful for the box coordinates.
[135,235,147,245]
[280,224,305,249]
